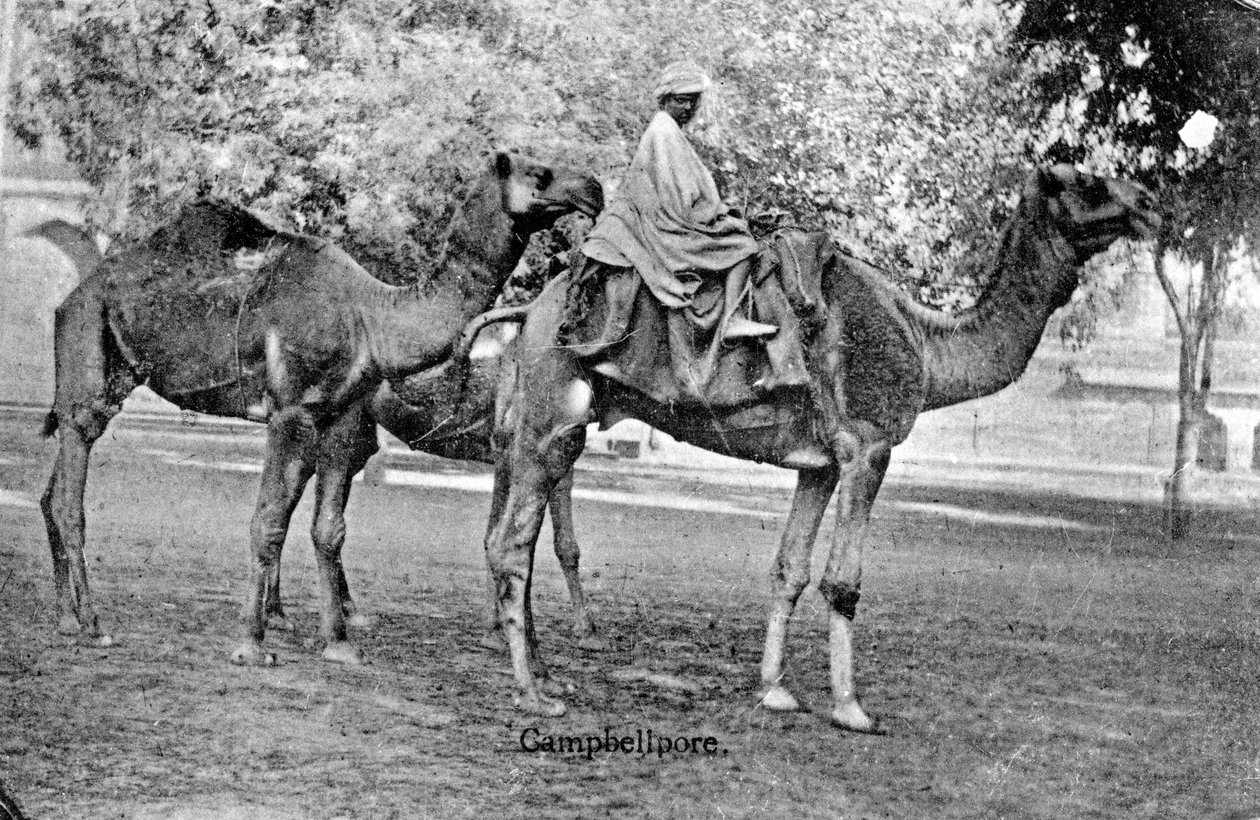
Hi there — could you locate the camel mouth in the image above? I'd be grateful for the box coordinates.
[1131,209,1162,239]
[1126,193,1162,239]
[565,180,605,219]
[538,186,602,220]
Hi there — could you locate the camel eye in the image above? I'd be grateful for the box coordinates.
[537,168,553,189]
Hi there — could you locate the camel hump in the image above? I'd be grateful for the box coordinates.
[152,198,288,258]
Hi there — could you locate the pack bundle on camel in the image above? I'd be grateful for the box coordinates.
[482,165,1160,730]
[39,152,603,666]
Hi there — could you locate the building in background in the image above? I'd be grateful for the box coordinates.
[1,18,93,406]
[1,132,93,407]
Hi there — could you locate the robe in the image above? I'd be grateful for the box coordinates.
[581,111,759,309]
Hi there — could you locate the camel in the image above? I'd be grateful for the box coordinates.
[482,165,1160,730]
[27,219,604,651]
[39,152,603,667]
[367,351,605,648]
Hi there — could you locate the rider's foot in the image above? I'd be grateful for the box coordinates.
[723,316,778,340]
[753,368,810,393]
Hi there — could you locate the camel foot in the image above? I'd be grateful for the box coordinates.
[346,612,377,630]
[828,697,882,734]
[758,685,803,712]
[56,615,82,636]
[538,676,576,698]
[514,690,567,717]
[478,630,506,652]
[230,640,277,667]
[576,632,611,652]
[68,626,114,648]
[322,641,365,665]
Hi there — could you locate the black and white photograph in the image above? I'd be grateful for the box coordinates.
[1,1,1258,817]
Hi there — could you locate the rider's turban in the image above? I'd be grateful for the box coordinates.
[652,60,711,102]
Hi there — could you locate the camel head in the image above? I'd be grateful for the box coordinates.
[1034,164,1162,263]
[493,151,604,231]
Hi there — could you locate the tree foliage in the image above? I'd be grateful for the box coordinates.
[1006,0,1260,538]
[15,0,1034,303]
[713,1,1030,307]
[14,0,604,282]
[1010,0,1260,262]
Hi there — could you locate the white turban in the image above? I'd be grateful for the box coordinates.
[652,60,711,102]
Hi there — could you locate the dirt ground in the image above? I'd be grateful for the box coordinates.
[1,409,1259,819]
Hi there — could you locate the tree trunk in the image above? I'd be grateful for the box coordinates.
[1163,330,1200,540]
[1159,244,1224,542]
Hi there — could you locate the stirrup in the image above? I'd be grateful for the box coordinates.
[723,316,778,340]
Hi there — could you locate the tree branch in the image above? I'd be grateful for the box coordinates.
[1152,236,1191,339]
[1193,244,1223,338]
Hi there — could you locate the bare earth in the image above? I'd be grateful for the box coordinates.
[0,409,1258,819]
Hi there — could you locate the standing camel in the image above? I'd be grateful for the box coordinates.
[367,350,605,649]
[483,165,1159,729]
[26,221,603,649]
[40,152,602,666]
[25,219,604,654]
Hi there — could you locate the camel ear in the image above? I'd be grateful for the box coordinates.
[1035,168,1060,197]
[494,151,513,179]
[1042,164,1080,195]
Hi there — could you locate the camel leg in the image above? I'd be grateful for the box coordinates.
[758,465,839,712]
[549,469,606,650]
[41,411,115,643]
[261,402,376,634]
[261,409,375,630]
[479,451,515,647]
[41,446,75,634]
[817,432,890,733]
[309,405,377,664]
[335,549,369,627]
[231,412,316,666]
[485,461,554,713]
[480,409,566,657]
[486,415,586,716]
[262,524,359,631]
[263,560,288,630]
[40,287,130,644]
[478,464,567,667]
[326,402,379,630]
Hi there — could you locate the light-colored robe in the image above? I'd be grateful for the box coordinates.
[582,111,758,309]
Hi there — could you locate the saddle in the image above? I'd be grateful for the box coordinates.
[560,230,841,413]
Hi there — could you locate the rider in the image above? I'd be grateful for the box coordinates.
[579,60,812,395]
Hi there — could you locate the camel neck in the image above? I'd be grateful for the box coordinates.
[367,176,529,378]
[916,198,1079,411]
[431,180,525,295]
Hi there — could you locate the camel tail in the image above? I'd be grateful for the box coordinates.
[41,410,59,438]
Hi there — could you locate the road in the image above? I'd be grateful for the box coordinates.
[1,408,1258,819]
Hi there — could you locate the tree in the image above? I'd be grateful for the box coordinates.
[512,0,1035,306]
[11,0,607,284]
[1008,0,1260,539]
[14,0,1041,300]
